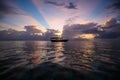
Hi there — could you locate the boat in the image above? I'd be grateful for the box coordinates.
[50,37,68,42]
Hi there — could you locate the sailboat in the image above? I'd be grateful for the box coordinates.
[50,37,68,42]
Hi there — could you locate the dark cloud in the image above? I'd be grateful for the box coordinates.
[0,0,14,18]
[65,2,77,9]
[99,27,120,39]
[0,27,60,40]
[107,1,120,13]
[98,18,120,39]
[63,18,120,39]
[0,0,25,18]
[44,0,64,6]
[43,29,59,40]
[24,25,42,34]
[62,23,97,39]
[104,18,117,27]
[44,0,77,9]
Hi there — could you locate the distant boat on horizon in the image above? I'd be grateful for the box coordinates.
[50,37,68,42]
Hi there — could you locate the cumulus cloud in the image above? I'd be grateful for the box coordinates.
[99,18,120,38]
[62,23,97,39]
[24,25,42,34]
[62,19,120,39]
[104,18,117,27]
[43,29,60,40]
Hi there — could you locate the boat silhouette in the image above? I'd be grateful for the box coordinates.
[50,37,68,42]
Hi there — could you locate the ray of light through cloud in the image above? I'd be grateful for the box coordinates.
[11,0,51,29]
[32,0,101,30]
[0,0,119,32]
[0,2,46,31]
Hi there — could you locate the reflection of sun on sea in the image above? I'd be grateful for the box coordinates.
[53,42,65,63]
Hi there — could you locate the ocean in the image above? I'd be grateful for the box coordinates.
[0,39,120,80]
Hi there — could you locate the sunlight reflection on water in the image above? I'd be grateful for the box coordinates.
[0,39,120,80]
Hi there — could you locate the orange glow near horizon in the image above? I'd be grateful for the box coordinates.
[75,34,96,39]
[80,21,90,24]
[55,30,63,36]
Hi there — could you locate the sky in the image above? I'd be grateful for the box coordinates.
[0,0,119,31]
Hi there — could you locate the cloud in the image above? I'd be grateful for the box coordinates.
[107,1,120,13]
[0,14,46,32]
[0,0,22,18]
[44,0,64,6]
[62,19,120,39]
[104,18,117,27]
[65,16,78,25]
[44,0,77,9]
[0,0,12,17]
[32,0,100,30]
[62,23,97,39]
[98,18,120,38]
[0,5,47,32]
[0,22,20,30]
[24,25,42,34]
[65,2,77,9]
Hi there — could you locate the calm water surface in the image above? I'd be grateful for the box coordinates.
[0,39,120,80]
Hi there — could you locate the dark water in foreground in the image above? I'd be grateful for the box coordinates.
[0,39,120,80]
